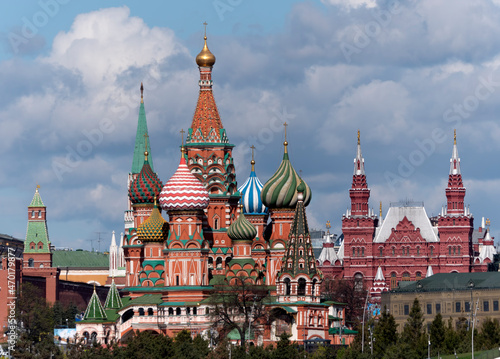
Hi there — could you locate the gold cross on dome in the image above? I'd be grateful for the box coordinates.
[486,218,491,227]
[283,122,288,141]
[203,22,208,37]
[326,221,331,230]
[250,145,255,161]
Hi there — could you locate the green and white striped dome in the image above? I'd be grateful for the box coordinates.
[227,208,257,241]
[261,144,311,209]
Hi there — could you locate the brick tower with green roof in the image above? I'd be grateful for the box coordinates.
[23,186,59,303]
[24,186,52,268]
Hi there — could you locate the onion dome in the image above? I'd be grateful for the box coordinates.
[159,150,210,211]
[196,36,216,67]
[227,206,257,241]
[261,142,311,208]
[238,158,268,214]
[137,200,168,242]
[129,152,163,204]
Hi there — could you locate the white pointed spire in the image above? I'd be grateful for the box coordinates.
[426,265,434,278]
[482,217,486,229]
[450,129,461,175]
[118,232,125,268]
[354,130,365,175]
[109,231,117,277]
[374,266,385,281]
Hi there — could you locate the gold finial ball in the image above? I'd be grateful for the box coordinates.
[144,151,149,157]
[196,36,216,67]
[251,160,255,165]
[283,141,288,146]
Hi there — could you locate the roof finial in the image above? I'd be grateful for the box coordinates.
[36,184,40,192]
[143,133,149,161]
[357,129,360,145]
[140,82,144,104]
[203,21,207,39]
[326,220,331,234]
[250,145,256,171]
[283,122,288,153]
[379,201,382,217]
[486,218,491,229]
[180,129,186,153]
[454,129,456,145]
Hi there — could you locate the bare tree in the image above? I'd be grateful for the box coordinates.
[207,274,270,349]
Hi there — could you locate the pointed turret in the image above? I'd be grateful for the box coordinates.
[109,231,117,277]
[83,287,107,320]
[445,130,466,216]
[104,279,122,310]
[349,131,370,216]
[280,181,317,277]
[131,83,154,174]
[187,30,226,144]
[426,265,434,278]
[24,186,51,258]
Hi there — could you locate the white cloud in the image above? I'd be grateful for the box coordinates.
[321,0,377,10]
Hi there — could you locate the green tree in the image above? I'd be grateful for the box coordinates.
[272,332,300,359]
[477,318,500,350]
[400,298,426,358]
[13,283,62,358]
[429,312,445,356]
[373,308,398,358]
[443,317,460,354]
[119,330,174,359]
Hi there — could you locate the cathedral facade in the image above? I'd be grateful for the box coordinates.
[76,34,332,345]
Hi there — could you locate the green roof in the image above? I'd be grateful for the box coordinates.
[390,272,500,293]
[84,289,107,320]
[53,250,109,268]
[24,221,50,253]
[329,327,357,335]
[28,189,45,207]
[131,101,154,174]
[104,280,122,309]
[228,328,255,340]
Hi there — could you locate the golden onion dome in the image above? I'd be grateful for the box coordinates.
[196,36,216,67]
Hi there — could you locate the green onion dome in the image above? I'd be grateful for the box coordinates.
[261,143,311,208]
[227,207,257,241]
[137,201,168,242]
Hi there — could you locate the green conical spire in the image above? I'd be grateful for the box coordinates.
[28,186,45,207]
[25,187,50,254]
[131,83,154,174]
[84,287,107,320]
[104,279,122,310]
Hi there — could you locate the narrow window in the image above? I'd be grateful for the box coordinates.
[484,301,489,312]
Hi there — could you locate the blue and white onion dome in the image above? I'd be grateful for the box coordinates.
[238,158,268,214]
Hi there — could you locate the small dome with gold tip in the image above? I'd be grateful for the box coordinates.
[227,206,257,241]
[196,36,216,67]
[137,201,168,243]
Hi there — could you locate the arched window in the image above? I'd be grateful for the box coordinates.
[352,247,356,257]
[168,308,173,315]
[38,210,42,218]
[298,278,306,296]
[402,272,410,281]
[390,273,397,289]
[176,308,181,316]
[312,279,317,296]
[392,247,395,256]
[147,308,153,316]
[91,332,97,342]
[449,246,452,255]
[354,273,363,291]
[213,217,220,230]
[430,246,434,257]
[379,247,383,257]
[458,246,461,255]
[193,307,197,316]
[416,247,420,256]
[31,210,35,218]
[138,308,145,316]
[416,272,422,280]
[216,257,223,269]
[284,278,291,295]
[28,258,34,267]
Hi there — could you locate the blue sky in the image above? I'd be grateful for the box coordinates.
[1,0,500,251]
